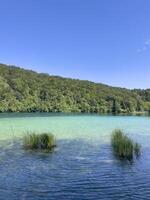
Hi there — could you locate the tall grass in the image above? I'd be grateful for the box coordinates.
[111,129,141,160]
[23,132,56,150]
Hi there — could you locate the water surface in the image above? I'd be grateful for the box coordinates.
[0,113,150,199]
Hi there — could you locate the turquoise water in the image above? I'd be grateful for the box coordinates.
[0,113,150,199]
[0,113,150,142]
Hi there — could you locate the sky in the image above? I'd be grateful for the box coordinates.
[0,0,150,89]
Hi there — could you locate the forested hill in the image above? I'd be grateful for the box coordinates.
[0,63,149,113]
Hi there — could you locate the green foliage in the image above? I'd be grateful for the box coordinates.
[112,99,121,114]
[111,129,141,160]
[23,132,56,150]
[0,63,149,113]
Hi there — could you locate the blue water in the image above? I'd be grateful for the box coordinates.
[0,113,150,199]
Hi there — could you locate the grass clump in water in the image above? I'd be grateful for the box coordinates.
[134,142,141,157]
[111,129,141,160]
[23,132,56,151]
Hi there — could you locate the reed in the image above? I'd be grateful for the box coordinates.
[23,132,56,150]
[134,142,141,157]
[111,129,141,160]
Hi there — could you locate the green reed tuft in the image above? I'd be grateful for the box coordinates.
[134,142,141,157]
[23,132,56,151]
[111,129,141,160]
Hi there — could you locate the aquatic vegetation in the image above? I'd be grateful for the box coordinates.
[23,132,56,150]
[111,129,141,160]
[134,142,141,157]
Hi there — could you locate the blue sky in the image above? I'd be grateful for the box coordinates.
[0,0,150,89]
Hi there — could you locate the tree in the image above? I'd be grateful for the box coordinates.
[0,63,148,113]
[112,99,121,114]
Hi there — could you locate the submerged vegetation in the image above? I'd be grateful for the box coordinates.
[23,133,56,150]
[0,63,150,113]
[111,129,141,160]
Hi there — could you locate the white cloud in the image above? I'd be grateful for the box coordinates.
[137,39,150,52]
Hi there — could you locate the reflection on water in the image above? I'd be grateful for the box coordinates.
[0,113,150,199]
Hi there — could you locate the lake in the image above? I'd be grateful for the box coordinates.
[0,113,150,200]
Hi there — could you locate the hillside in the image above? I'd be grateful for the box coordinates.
[0,63,149,113]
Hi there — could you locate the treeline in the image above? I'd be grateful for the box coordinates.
[0,63,149,113]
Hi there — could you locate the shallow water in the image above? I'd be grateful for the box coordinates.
[0,113,150,199]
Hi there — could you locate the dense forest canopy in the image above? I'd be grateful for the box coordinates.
[0,63,149,113]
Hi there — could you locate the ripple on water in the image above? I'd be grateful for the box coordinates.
[0,114,150,199]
